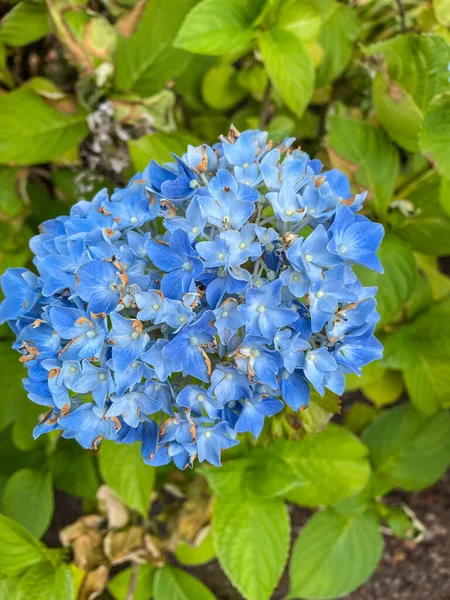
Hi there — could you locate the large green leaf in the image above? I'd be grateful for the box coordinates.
[368,34,449,112]
[52,440,99,499]
[289,508,383,599]
[2,469,54,539]
[0,88,88,166]
[212,497,289,600]
[204,425,370,506]
[327,110,399,215]
[354,234,417,328]
[0,515,47,577]
[367,33,450,152]
[362,403,450,491]
[114,0,195,97]
[259,28,315,117]
[372,71,423,153]
[382,300,450,413]
[279,425,370,506]
[11,562,73,600]
[174,0,261,56]
[0,2,51,47]
[153,566,215,600]
[315,1,360,87]
[99,440,154,516]
[420,93,450,178]
[0,343,27,433]
[128,131,200,171]
[391,171,450,256]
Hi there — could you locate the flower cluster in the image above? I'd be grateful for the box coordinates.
[0,126,384,469]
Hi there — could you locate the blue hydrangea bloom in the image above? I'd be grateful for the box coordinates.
[0,125,384,469]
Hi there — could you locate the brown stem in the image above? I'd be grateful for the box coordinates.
[126,562,140,600]
[259,80,272,129]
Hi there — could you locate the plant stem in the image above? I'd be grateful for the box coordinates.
[395,0,407,32]
[126,562,140,600]
[259,80,272,129]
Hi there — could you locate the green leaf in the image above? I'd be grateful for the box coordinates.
[368,33,450,153]
[383,299,450,369]
[440,176,450,217]
[213,497,289,600]
[202,65,247,111]
[367,34,450,112]
[23,77,67,101]
[362,403,450,491]
[415,254,450,300]
[0,575,17,598]
[174,0,261,56]
[12,402,46,451]
[382,300,450,414]
[346,361,386,392]
[128,131,199,172]
[404,271,433,321]
[202,459,251,499]
[327,110,399,215]
[175,530,216,566]
[289,508,383,599]
[420,93,450,178]
[11,561,73,600]
[391,171,450,256]
[344,402,378,435]
[372,70,423,153]
[433,0,450,26]
[0,343,27,433]
[114,0,195,97]
[0,514,47,577]
[109,564,154,600]
[315,1,360,87]
[204,425,370,506]
[0,167,24,218]
[259,28,315,117]
[276,0,322,42]
[2,469,54,539]
[153,566,215,600]
[280,425,371,506]
[0,2,51,47]
[403,355,449,415]
[0,88,88,166]
[354,234,417,328]
[99,440,154,516]
[0,427,47,479]
[52,440,99,499]
[362,370,404,408]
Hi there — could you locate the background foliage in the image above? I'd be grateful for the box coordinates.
[0,0,449,599]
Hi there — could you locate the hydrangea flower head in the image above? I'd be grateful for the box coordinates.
[0,126,384,468]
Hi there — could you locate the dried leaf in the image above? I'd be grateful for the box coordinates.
[78,565,109,600]
[103,526,145,564]
[60,515,106,571]
[97,484,129,529]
